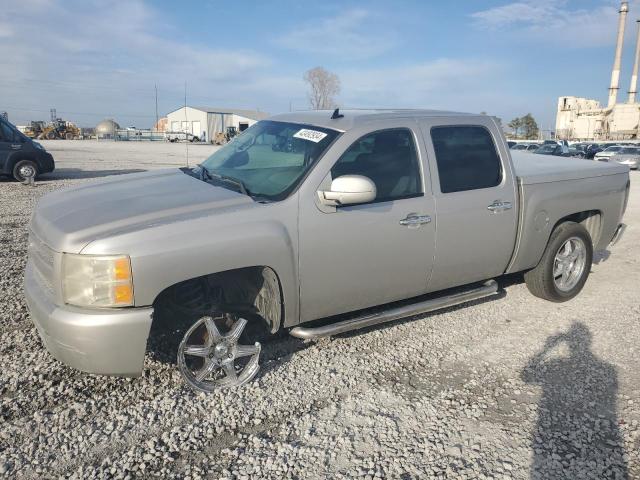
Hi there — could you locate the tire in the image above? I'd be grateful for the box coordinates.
[46,131,56,140]
[177,310,262,392]
[12,160,39,182]
[524,221,593,302]
[65,132,73,140]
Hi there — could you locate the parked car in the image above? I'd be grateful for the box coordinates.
[165,131,200,143]
[25,109,629,392]
[534,144,565,156]
[567,146,586,158]
[0,115,55,181]
[512,143,542,152]
[594,145,624,161]
[608,147,640,169]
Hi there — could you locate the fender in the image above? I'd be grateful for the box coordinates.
[82,213,300,327]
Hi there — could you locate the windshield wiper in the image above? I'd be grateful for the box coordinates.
[196,164,249,196]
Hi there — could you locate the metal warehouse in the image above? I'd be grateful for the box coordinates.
[166,106,269,142]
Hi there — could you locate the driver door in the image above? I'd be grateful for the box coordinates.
[298,124,436,322]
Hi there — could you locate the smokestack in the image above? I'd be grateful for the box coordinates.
[609,1,629,108]
[630,20,640,103]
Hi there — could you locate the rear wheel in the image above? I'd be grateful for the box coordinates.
[524,222,593,302]
[12,160,39,182]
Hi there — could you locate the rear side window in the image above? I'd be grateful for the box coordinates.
[430,126,502,193]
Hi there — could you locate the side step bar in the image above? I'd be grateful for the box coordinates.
[290,280,500,340]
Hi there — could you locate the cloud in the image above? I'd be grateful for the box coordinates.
[277,9,398,60]
[0,1,272,125]
[338,58,508,111]
[471,0,622,48]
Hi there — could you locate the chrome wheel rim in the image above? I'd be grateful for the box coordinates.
[19,165,35,178]
[178,315,261,392]
[553,236,587,292]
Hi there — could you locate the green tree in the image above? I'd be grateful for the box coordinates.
[521,113,539,139]
[508,118,523,138]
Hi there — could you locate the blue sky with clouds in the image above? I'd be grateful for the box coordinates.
[1,0,638,129]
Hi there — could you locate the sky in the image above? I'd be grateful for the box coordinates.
[1,0,640,130]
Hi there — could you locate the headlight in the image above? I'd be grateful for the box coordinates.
[62,254,134,307]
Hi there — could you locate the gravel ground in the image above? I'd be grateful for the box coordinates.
[0,141,639,479]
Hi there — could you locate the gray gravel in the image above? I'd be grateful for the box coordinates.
[1,141,639,479]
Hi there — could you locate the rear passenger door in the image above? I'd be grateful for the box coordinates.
[419,119,518,291]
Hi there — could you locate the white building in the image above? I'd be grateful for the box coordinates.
[166,106,269,142]
[555,2,640,141]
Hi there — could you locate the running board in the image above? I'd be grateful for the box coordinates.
[289,280,500,340]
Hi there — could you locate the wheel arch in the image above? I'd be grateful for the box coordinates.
[550,210,603,247]
[152,265,285,334]
[6,151,38,174]
[528,210,602,271]
[507,206,604,275]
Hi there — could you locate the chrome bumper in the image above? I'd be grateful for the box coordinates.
[610,223,626,247]
[24,262,153,377]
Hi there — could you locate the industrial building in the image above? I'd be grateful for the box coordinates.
[95,119,120,139]
[556,2,640,140]
[166,106,268,142]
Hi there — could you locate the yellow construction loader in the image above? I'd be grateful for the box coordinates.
[38,119,80,140]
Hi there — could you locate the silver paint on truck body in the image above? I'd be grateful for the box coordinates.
[24,109,630,376]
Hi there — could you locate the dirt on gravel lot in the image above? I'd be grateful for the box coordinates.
[0,141,639,479]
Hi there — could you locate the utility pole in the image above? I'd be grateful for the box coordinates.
[155,84,159,131]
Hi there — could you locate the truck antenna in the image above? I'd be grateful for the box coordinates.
[331,108,344,119]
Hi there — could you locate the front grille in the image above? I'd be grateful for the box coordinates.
[28,230,55,295]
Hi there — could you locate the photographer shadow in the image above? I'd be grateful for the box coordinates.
[521,322,628,479]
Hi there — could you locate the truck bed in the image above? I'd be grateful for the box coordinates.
[510,151,629,185]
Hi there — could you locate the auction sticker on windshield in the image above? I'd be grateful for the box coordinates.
[293,129,328,143]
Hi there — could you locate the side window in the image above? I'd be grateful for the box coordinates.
[331,129,422,203]
[431,126,502,193]
[0,121,14,142]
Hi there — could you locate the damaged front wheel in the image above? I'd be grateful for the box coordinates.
[177,313,261,392]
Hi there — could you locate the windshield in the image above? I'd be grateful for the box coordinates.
[199,120,339,201]
[605,146,622,152]
[0,118,27,143]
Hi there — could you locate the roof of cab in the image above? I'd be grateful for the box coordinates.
[269,109,483,131]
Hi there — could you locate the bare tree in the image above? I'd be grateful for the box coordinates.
[303,67,341,110]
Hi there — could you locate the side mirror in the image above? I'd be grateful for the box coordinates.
[319,175,377,206]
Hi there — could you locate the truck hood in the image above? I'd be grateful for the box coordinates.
[31,169,254,253]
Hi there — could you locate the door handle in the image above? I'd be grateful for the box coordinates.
[399,214,432,227]
[10,144,21,150]
[487,200,513,213]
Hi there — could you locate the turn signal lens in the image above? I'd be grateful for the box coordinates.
[62,254,134,308]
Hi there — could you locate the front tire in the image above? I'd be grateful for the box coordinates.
[524,222,593,302]
[177,312,261,392]
[12,160,39,182]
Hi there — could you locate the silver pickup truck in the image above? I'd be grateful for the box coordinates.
[25,109,629,393]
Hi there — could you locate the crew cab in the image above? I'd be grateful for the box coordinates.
[24,110,629,393]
